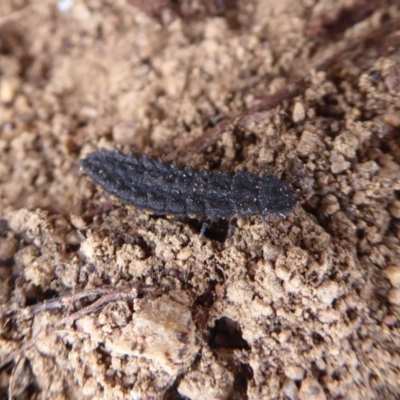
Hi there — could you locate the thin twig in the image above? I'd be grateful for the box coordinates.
[54,286,137,326]
[166,15,400,161]
[28,286,118,314]
[0,285,142,370]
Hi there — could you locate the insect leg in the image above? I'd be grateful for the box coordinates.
[228,218,237,238]
[200,221,210,237]
[262,216,268,230]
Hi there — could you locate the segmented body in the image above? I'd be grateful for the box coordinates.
[81,150,296,219]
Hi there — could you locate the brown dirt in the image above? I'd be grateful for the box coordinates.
[1,0,400,399]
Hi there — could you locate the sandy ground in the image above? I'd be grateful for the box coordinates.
[1,0,400,399]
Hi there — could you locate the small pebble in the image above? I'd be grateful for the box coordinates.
[0,78,19,104]
[384,266,400,288]
[330,151,351,174]
[383,314,397,326]
[292,102,306,123]
[383,61,400,95]
[177,247,193,261]
[70,214,86,230]
[285,364,305,381]
[315,281,339,305]
[353,191,366,205]
[389,201,400,219]
[80,106,98,119]
[297,130,320,157]
[112,121,145,147]
[82,377,97,397]
[283,378,299,400]
[320,194,340,217]
[317,309,341,324]
[387,288,400,306]
[333,132,358,158]
[299,378,326,400]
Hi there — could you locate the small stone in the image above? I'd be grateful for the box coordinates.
[297,131,321,157]
[178,363,233,400]
[384,266,400,288]
[315,358,326,371]
[383,314,397,326]
[333,132,359,158]
[0,232,19,261]
[80,106,98,119]
[383,61,400,95]
[112,121,145,147]
[105,296,197,375]
[299,378,326,400]
[320,194,340,217]
[145,276,153,285]
[317,309,341,324]
[353,191,366,205]
[387,288,400,306]
[14,95,32,116]
[177,247,193,261]
[132,245,146,259]
[82,377,97,397]
[283,378,299,400]
[70,214,86,229]
[251,299,274,317]
[389,201,400,219]
[330,151,351,174]
[285,365,305,380]
[0,77,19,104]
[315,281,339,305]
[278,330,291,343]
[382,111,400,128]
[292,102,306,123]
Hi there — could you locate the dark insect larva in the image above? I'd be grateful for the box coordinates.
[81,150,296,221]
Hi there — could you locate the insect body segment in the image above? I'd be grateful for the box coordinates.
[81,150,296,219]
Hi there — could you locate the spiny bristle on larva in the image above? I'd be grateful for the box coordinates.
[184,165,194,175]
[171,161,179,170]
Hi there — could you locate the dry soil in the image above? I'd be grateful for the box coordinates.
[1,0,400,399]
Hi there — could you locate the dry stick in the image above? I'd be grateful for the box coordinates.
[164,78,302,163]
[166,16,400,162]
[53,286,138,326]
[311,17,400,72]
[28,286,119,314]
[305,0,382,38]
[0,285,139,370]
